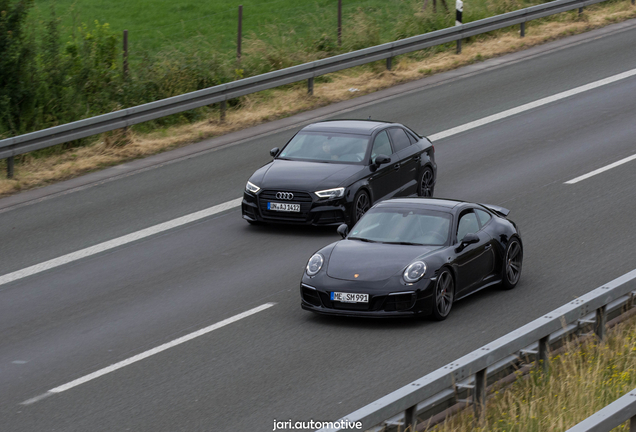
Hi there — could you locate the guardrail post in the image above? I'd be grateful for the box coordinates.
[386,57,392,70]
[220,101,227,122]
[520,22,525,37]
[578,6,584,14]
[595,305,607,340]
[538,335,549,374]
[630,413,636,432]
[404,404,418,431]
[308,77,314,95]
[6,156,14,179]
[474,369,487,424]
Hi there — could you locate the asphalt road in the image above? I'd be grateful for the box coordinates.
[1,19,636,432]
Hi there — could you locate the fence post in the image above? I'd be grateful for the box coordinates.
[6,156,14,179]
[456,0,463,54]
[404,404,418,431]
[474,368,487,424]
[237,5,243,62]
[308,77,314,95]
[123,30,129,78]
[338,0,342,46]
[520,22,525,37]
[538,335,549,374]
[595,305,607,340]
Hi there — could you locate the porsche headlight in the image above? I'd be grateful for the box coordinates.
[306,253,324,276]
[315,187,345,199]
[403,261,427,283]
[245,181,260,194]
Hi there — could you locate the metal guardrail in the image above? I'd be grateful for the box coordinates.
[0,0,610,177]
[317,268,636,431]
[565,387,636,432]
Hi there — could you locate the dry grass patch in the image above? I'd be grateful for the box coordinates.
[1,1,635,198]
[426,314,636,432]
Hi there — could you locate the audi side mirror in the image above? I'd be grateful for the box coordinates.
[270,147,280,157]
[373,154,391,165]
[337,223,349,239]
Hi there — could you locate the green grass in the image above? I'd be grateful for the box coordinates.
[31,0,537,63]
[36,0,422,60]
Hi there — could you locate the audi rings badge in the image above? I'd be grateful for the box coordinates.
[276,192,294,200]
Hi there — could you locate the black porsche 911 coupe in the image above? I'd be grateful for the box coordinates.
[300,198,523,319]
[242,120,436,226]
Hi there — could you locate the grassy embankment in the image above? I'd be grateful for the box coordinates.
[426,313,636,432]
[1,0,635,197]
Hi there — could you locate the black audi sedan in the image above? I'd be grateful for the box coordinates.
[241,120,436,226]
[300,198,523,319]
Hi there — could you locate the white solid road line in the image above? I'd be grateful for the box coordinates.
[565,154,636,184]
[0,198,242,288]
[2,68,636,287]
[428,68,636,141]
[20,302,276,405]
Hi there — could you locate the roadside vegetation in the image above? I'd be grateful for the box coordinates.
[0,0,635,197]
[425,313,636,432]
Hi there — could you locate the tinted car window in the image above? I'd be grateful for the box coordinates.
[475,209,492,227]
[457,211,480,241]
[388,128,411,152]
[371,131,393,160]
[280,132,369,163]
[349,208,451,246]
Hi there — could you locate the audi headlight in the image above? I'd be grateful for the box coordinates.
[403,261,427,283]
[245,181,260,194]
[315,187,345,199]
[306,253,324,276]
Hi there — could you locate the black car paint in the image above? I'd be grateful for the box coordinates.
[242,120,436,226]
[300,198,522,318]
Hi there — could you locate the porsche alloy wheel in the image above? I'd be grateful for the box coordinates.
[501,237,523,290]
[432,269,454,320]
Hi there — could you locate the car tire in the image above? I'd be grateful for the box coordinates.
[417,167,435,197]
[500,236,523,290]
[351,190,371,226]
[432,268,454,321]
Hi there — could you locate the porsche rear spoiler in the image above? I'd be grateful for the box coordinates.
[480,203,510,217]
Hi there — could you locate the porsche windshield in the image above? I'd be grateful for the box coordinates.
[348,208,451,246]
[278,132,370,164]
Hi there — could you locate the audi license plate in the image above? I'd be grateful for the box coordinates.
[331,292,369,303]
[268,202,300,212]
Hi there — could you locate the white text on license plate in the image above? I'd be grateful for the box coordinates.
[268,202,300,212]
[330,292,369,303]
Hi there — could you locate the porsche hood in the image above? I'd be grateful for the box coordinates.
[326,240,440,282]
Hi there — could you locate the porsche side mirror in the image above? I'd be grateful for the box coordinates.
[373,154,391,165]
[460,233,480,245]
[270,147,280,157]
[337,223,349,239]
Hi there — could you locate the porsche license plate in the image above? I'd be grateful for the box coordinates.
[268,202,300,212]
[331,292,369,303]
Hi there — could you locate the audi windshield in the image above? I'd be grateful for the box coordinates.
[278,132,370,164]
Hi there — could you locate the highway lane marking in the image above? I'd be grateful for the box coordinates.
[428,68,636,141]
[20,302,276,405]
[0,198,242,288]
[565,153,636,184]
[3,68,636,287]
